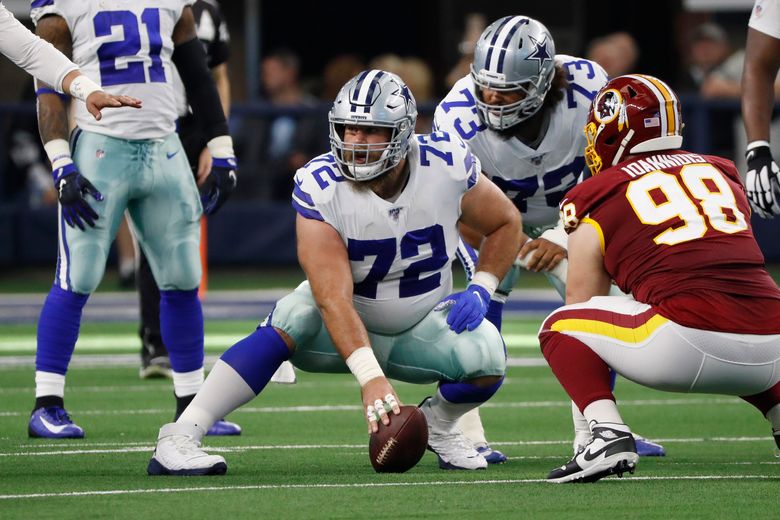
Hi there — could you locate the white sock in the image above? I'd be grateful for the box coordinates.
[119,258,135,277]
[177,360,255,432]
[427,388,479,432]
[456,407,487,445]
[35,371,65,398]
[583,399,625,427]
[766,403,780,432]
[173,367,204,397]
[571,401,590,436]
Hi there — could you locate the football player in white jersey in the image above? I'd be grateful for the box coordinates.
[147,71,522,475]
[434,15,665,460]
[0,2,138,116]
[742,0,780,217]
[28,0,239,439]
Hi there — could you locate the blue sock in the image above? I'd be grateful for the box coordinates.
[439,377,504,404]
[160,289,204,373]
[220,326,291,394]
[485,299,504,331]
[609,369,617,390]
[36,285,89,375]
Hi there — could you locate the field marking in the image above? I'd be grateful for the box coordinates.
[0,397,743,418]
[1,475,778,500]
[0,333,541,353]
[3,436,775,457]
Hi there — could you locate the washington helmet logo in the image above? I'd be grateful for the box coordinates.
[594,89,629,130]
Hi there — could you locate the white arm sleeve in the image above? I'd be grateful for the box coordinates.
[0,3,77,92]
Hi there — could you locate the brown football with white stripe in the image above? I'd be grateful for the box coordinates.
[368,405,428,473]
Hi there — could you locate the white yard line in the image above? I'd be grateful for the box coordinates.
[0,397,742,418]
[0,475,777,500]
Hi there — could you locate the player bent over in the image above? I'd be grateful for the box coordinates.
[147,71,523,475]
[540,74,780,483]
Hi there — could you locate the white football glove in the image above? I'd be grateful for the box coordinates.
[745,141,780,219]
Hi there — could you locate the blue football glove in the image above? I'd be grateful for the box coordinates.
[53,163,103,230]
[437,284,490,334]
[201,155,237,215]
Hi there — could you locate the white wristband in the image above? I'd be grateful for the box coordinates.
[207,135,235,158]
[747,140,771,151]
[68,74,102,103]
[43,139,73,170]
[471,270,499,297]
[345,346,384,387]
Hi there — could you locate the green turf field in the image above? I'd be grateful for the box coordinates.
[1,316,778,519]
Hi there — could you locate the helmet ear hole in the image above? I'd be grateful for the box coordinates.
[604,135,617,145]
[626,86,638,98]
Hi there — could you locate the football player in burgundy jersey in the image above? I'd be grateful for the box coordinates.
[540,74,780,483]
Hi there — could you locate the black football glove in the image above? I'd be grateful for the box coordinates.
[745,143,780,218]
[53,163,103,230]
[200,156,237,215]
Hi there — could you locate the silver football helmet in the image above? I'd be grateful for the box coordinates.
[328,70,417,181]
[471,16,556,130]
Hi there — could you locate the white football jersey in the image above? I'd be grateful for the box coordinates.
[434,55,608,228]
[293,133,481,334]
[31,0,190,139]
[750,0,780,39]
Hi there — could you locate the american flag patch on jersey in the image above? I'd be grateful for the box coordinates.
[643,117,660,128]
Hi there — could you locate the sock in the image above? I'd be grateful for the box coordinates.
[609,369,618,390]
[219,326,291,394]
[177,360,257,432]
[159,289,204,373]
[539,330,614,412]
[172,367,204,398]
[430,379,503,432]
[583,399,625,426]
[571,401,590,437]
[485,299,504,331]
[456,407,487,445]
[35,371,66,398]
[35,285,89,376]
[33,395,64,413]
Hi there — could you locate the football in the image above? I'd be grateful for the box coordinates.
[368,405,428,473]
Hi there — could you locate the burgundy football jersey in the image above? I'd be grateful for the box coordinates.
[561,150,780,333]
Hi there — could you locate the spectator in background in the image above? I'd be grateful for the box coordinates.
[585,32,639,77]
[321,54,365,102]
[369,54,435,132]
[235,48,326,201]
[679,23,734,93]
[742,0,780,218]
[445,13,488,89]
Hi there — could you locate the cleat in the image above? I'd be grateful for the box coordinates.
[634,433,666,457]
[475,443,507,464]
[419,398,487,470]
[270,361,297,384]
[28,406,85,439]
[148,422,227,476]
[547,422,638,483]
[206,419,242,436]
[140,334,172,380]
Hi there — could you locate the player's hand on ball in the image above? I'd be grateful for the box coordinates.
[518,237,567,272]
[361,377,401,434]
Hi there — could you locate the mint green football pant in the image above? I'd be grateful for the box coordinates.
[55,130,202,294]
[267,282,507,384]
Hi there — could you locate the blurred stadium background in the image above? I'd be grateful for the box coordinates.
[1,0,779,278]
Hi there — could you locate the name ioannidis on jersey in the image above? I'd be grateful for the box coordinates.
[620,153,708,178]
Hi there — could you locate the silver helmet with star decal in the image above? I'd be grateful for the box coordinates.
[329,70,417,181]
[471,16,556,130]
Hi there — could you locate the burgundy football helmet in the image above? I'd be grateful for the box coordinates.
[584,74,683,174]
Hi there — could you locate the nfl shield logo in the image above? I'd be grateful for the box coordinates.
[96,149,105,159]
[388,207,402,221]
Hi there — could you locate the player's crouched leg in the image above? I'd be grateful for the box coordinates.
[411,312,506,470]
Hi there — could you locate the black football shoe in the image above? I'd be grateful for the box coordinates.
[548,422,638,483]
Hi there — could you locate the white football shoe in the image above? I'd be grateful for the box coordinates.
[420,398,487,470]
[549,422,638,483]
[147,422,227,476]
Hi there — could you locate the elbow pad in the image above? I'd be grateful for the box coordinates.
[172,37,228,139]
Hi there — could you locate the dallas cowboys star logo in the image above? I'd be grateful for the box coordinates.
[525,36,552,73]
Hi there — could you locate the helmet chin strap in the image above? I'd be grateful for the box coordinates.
[611,129,635,167]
